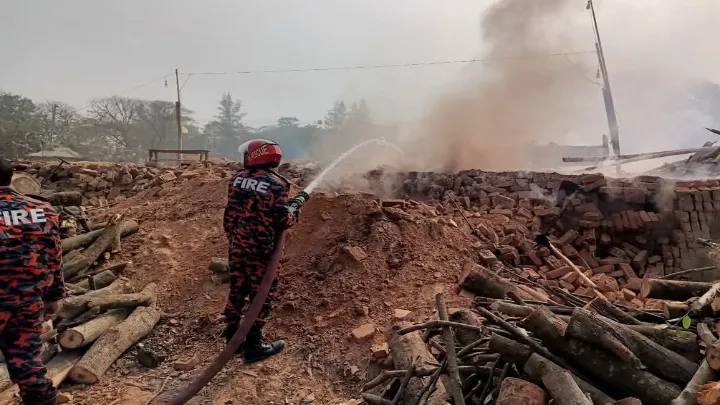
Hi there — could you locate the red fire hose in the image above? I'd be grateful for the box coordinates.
[163,230,288,405]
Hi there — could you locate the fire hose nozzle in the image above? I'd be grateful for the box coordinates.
[288,191,310,217]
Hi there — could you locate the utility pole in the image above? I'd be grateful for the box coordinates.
[588,0,620,157]
[50,103,58,147]
[44,103,58,157]
[175,68,183,163]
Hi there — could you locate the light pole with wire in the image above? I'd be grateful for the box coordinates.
[587,0,620,157]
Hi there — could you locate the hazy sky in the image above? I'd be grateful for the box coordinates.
[2,0,720,154]
[1,0,492,126]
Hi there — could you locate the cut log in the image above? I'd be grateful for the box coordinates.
[490,301,533,318]
[62,215,124,278]
[522,308,682,405]
[697,323,720,371]
[489,333,532,365]
[517,284,552,302]
[209,258,229,274]
[0,351,82,403]
[566,308,697,384]
[541,369,593,405]
[86,282,157,311]
[41,343,60,363]
[663,301,691,319]
[670,360,714,405]
[70,261,129,283]
[435,293,464,405]
[523,353,615,405]
[496,377,548,405]
[387,322,447,405]
[65,283,89,296]
[692,283,720,312]
[59,308,131,349]
[488,301,576,318]
[56,307,102,331]
[63,249,82,263]
[624,323,700,362]
[74,270,117,290]
[448,309,485,347]
[42,191,83,207]
[590,293,641,325]
[68,306,160,384]
[460,262,516,300]
[0,367,10,393]
[60,219,139,252]
[476,305,568,368]
[640,279,714,301]
[59,278,134,320]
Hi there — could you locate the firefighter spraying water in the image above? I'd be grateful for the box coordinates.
[166,138,402,404]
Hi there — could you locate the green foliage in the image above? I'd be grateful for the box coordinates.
[681,314,692,329]
[205,93,249,158]
[0,89,376,162]
[0,92,41,157]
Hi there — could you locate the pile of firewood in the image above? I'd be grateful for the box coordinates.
[0,211,160,402]
[363,245,720,405]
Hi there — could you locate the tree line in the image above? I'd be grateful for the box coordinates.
[0,90,376,161]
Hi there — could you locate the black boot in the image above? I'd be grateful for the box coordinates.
[243,332,285,363]
[21,390,57,405]
[222,326,245,354]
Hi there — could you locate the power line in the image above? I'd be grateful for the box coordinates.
[71,71,175,113]
[180,51,598,76]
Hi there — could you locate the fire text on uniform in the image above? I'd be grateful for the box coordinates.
[0,209,47,226]
[233,177,271,193]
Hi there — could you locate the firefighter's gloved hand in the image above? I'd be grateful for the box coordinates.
[287,191,310,221]
[287,204,301,221]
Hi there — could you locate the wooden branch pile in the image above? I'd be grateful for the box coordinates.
[0,214,162,401]
[361,257,720,404]
[0,280,161,400]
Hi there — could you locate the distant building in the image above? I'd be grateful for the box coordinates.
[26,147,84,161]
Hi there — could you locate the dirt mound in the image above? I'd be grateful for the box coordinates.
[61,171,506,404]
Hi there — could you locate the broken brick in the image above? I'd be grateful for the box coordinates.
[592,264,615,274]
[632,250,649,271]
[344,246,368,262]
[561,244,579,258]
[617,263,637,279]
[560,271,579,285]
[546,265,571,279]
[381,199,406,208]
[478,250,499,266]
[598,257,624,266]
[351,323,376,342]
[559,280,575,292]
[393,309,412,321]
[491,194,516,209]
[173,355,200,371]
[527,251,543,266]
[371,342,390,359]
[533,207,558,217]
